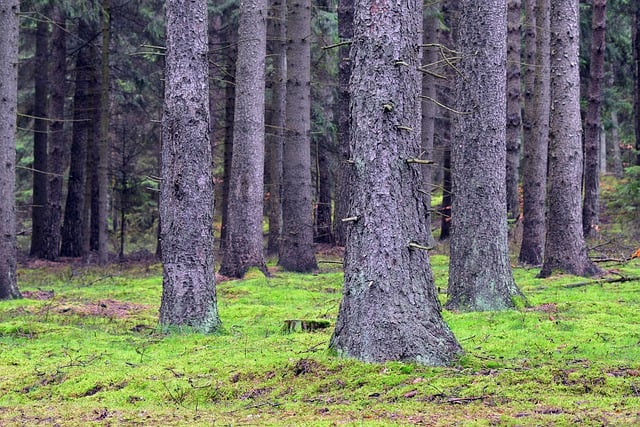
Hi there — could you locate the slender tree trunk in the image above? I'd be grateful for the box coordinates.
[331,0,353,247]
[42,5,67,260]
[330,0,461,365]
[219,0,269,278]
[279,0,317,272]
[446,0,525,311]
[61,20,92,257]
[521,0,536,165]
[0,0,21,299]
[609,110,623,178]
[519,0,549,265]
[265,0,285,255]
[314,133,334,244]
[160,0,220,332]
[30,19,49,258]
[506,0,522,220]
[583,0,608,238]
[539,0,600,278]
[97,0,111,264]
[420,5,439,248]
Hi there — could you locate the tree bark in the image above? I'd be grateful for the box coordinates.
[265,0,285,255]
[61,20,93,258]
[635,1,640,165]
[160,0,220,332]
[446,0,525,311]
[42,5,67,260]
[331,0,353,247]
[97,0,111,264]
[506,0,522,220]
[608,110,623,178]
[218,0,269,278]
[519,0,549,265]
[539,0,600,278]
[30,18,50,258]
[279,0,317,272]
[582,0,608,238]
[330,0,462,365]
[0,0,21,299]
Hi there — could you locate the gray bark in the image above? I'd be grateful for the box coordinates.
[279,0,317,272]
[219,0,269,278]
[330,0,462,365]
[0,0,20,299]
[42,5,67,260]
[582,0,608,238]
[265,0,285,255]
[608,110,623,178]
[97,0,111,264]
[519,0,549,265]
[160,0,220,332]
[446,0,525,311]
[332,0,354,247]
[506,0,522,220]
[539,0,600,278]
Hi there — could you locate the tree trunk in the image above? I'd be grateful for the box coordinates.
[265,0,285,255]
[314,133,334,244]
[42,5,67,260]
[218,0,269,278]
[331,0,353,247]
[519,0,549,265]
[506,0,522,220]
[97,0,111,264]
[539,0,600,278]
[609,110,623,178]
[330,0,462,365]
[279,0,317,272]
[0,0,20,299]
[30,18,50,258]
[61,20,93,258]
[446,0,525,311]
[582,0,608,238]
[521,0,536,167]
[420,5,439,248]
[635,1,640,165]
[160,0,220,332]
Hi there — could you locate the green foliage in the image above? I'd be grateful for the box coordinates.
[1,258,640,425]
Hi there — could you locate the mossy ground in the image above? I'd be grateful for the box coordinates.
[1,255,640,426]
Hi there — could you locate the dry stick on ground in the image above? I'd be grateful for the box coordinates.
[562,275,640,289]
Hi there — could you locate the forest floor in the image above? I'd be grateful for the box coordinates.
[1,248,640,426]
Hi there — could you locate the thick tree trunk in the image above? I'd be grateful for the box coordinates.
[159,0,220,332]
[0,0,20,299]
[521,0,536,163]
[446,0,525,311]
[583,0,608,238]
[519,0,549,266]
[331,0,353,247]
[279,0,317,272]
[539,0,600,278]
[61,20,92,258]
[97,0,111,264]
[42,5,67,260]
[219,0,269,278]
[506,0,522,220]
[30,19,50,258]
[265,0,285,255]
[330,0,462,365]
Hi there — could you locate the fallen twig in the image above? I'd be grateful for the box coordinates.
[562,275,640,289]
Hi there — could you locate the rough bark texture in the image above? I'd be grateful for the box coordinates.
[635,2,640,165]
[582,0,607,238]
[30,19,49,258]
[61,20,92,258]
[506,0,522,220]
[0,0,20,299]
[42,5,67,260]
[160,0,220,332]
[330,0,462,365]
[331,0,353,247]
[265,0,285,255]
[97,0,111,264]
[219,0,268,278]
[539,0,600,278]
[279,0,317,272]
[420,5,439,248]
[519,0,549,265]
[446,0,525,311]
[521,0,536,160]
